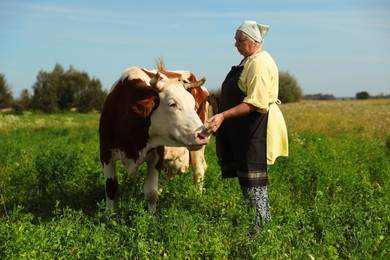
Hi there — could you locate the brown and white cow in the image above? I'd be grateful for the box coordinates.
[99,67,210,211]
[162,83,209,187]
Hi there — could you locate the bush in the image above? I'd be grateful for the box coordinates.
[356,91,370,100]
[279,71,303,103]
[35,147,81,198]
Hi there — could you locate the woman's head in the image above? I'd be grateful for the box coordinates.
[235,30,260,57]
[235,20,269,57]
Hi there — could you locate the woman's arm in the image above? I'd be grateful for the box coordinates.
[205,102,256,133]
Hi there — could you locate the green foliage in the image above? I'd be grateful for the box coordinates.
[75,78,107,113]
[16,89,31,110]
[0,73,14,108]
[356,91,370,100]
[0,113,389,259]
[279,71,303,103]
[30,64,107,113]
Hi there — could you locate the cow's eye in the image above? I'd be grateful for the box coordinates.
[169,102,178,108]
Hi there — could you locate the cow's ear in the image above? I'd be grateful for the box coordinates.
[129,97,159,117]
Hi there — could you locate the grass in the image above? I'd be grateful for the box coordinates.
[281,99,390,138]
[0,99,389,259]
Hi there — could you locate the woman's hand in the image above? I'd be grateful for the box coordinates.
[205,113,225,134]
[204,102,255,134]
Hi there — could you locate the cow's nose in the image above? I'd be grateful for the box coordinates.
[196,131,210,144]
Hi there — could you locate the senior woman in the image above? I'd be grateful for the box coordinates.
[206,20,288,233]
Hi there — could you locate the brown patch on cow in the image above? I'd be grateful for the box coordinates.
[141,68,197,82]
[184,73,197,83]
[189,87,209,122]
[141,69,156,79]
[140,68,184,80]
[159,70,185,79]
[130,96,159,118]
[99,77,159,165]
[106,178,118,200]
[156,146,164,171]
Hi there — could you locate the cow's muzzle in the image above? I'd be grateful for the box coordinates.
[189,130,210,151]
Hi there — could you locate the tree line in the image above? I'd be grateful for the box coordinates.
[1,65,305,113]
[0,64,107,113]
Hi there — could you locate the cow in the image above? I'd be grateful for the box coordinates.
[162,80,210,188]
[148,59,210,188]
[99,66,210,212]
[163,146,190,180]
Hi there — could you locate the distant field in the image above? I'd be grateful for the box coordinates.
[281,99,390,138]
[0,99,389,259]
[1,99,389,137]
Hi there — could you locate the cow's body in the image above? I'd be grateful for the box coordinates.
[163,146,190,179]
[99,67,209,211]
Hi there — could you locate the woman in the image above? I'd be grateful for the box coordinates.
[206,20,288,232]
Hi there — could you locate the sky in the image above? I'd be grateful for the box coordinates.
[0,0,389,99]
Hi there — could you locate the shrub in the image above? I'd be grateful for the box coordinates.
[279,71,303,103]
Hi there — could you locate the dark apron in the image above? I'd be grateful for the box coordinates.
[217,65,269,187]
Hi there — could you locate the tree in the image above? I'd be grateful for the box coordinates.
[30,64,107,113]
[30,64,63,113]
[304,93,336,100]
[58,66,89,111]
[0,73,13,109]
[278,71,303,103]
[75,78,107,113]
[356,91,370,100]
[17,89,31,109]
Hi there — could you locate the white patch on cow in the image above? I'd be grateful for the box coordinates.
[109,67,152,93]
[123,67,151,83]
[103,146,158,212]
[147,78,208,149]
[105,147,154,178]
[161,85,210,189]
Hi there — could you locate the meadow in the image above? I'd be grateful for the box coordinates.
[0,99,389,259]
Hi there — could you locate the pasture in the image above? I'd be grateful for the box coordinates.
[0,99,389,259]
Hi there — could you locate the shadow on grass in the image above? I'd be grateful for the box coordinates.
[15,184,106,221]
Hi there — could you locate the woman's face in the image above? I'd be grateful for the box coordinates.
[234,30,259,57]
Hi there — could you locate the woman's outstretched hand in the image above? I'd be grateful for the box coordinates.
[205,113,225,134]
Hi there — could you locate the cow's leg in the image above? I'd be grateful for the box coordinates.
[190,147,207,191]
[144,148,162,210]
[103,160,118,212]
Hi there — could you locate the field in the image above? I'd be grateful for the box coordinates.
[0,99,389,259]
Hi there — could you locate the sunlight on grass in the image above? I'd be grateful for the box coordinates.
[281,99,390,139]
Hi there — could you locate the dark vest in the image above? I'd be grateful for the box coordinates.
[217,65,268,187]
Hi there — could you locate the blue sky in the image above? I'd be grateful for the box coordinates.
[1,0,389,98]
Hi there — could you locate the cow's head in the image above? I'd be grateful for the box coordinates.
[147,73,210,150]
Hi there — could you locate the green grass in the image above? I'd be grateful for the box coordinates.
[0,103,389,259]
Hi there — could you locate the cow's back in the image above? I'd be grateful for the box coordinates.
[99,77,158,165]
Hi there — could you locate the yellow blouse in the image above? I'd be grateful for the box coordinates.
[238,51,289,165]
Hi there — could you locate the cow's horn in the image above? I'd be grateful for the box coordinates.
[150,72,162,91]
[183,77,206,90]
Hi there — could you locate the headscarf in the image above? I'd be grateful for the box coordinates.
[237,20,269,43]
